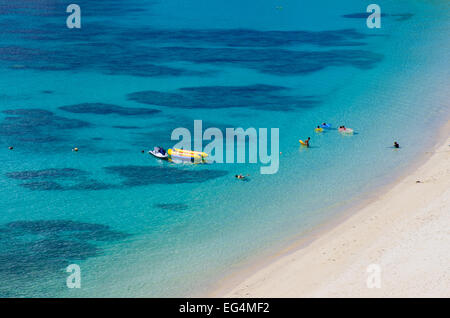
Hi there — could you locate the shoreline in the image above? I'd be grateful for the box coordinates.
[212,120,450,297]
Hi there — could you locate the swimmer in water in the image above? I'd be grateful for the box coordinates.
[394,141,400,148]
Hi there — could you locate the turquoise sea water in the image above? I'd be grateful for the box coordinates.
[0,0,448,297]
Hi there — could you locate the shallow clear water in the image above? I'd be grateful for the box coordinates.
[0,0,448,297]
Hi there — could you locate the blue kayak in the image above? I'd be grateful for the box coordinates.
[320,123,332,129]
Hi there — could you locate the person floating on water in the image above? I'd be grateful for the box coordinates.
[235,174,249,180]
[305,137,311,147]
[394,141,400,148]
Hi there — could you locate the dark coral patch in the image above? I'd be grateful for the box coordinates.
[342,12,413,21]
[2,0,382,79]
[20,181,65,191]
[0,0,148,18]
[154,203,189,211]
[16,135,63,143]
[3,28,382,78]
[67,229,129,242]
[0,46,41,62]
[0,108,91,153]
[8,220,95,233]
[0,108,90,139]
[391,13,414,21]
[342,13,388,19]
[0,239,99,278]
[104,165,228,186]
[25,25,373,48]
[68,180,116,191]
[2,109,53,116]
[0,220,129,284]
[139,47,384,76]
[127,84,319,111]
[118,28,371,48]
[4,220,123,238]
[112,125,141,130]
[7,165,227,191]
[59,103,161,116]
[6,168,116,191]
[6,168,86,180]
[105,63,204,78]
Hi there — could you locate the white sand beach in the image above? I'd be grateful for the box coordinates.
[221,123,450,298]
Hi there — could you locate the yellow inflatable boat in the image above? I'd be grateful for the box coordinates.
[168,148,208,162]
